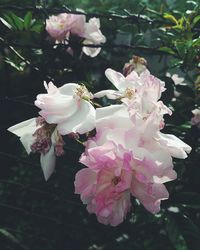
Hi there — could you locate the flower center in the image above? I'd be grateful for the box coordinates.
[74,85,91,101]
[112,176,121,186]
[58,22,66,29]
[124,87,135,99]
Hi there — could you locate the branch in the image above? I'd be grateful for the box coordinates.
[0,4,164,25]
[1,39,170,55]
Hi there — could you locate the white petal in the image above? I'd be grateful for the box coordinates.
[105,69,125,90]
[8,118,37,154]
[8,118,36,137]
[82,42,101,57]
[96,104,132,131]
[96,104,127,120]
[157,133,192,159]
[59,83,79,95]
[94,90,120,99]
[57,100,95,135]
[40,145,56,181]
[38,96,78,124]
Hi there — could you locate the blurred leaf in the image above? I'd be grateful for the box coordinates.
[158,46,175,54]
[174,41,187,59]
[4,57,26,71]
[30,23,43,33]
[164,13,178,24]
[166,214,188,250]
[176,85,195,97]
[172,213,200,250]
[0,17,12,29]
[192,38,200,47]
[24,11,32,30]
[10,13,24,31]
[3,14,17,29]
[192,15,200,26]
[0,228,29,250]
[0,228,20,245]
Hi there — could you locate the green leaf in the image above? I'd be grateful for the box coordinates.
[164,13,178,24]
[192,15,200,26]
[24,11,32,30]
[4,13,24,31]
[174,41,187,60]
[10,13,24,31]
[3,14,17,29]
[30,23,43,33]
[158,46,175,55]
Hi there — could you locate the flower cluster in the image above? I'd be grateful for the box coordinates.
[8,56,191,226]
[46,12,106,57]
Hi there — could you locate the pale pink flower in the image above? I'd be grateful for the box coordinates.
[75,127,176,225]
[75,141,133,226]
[95,104,191,159]
[35,82,95,135]
[95,68,173,140]
[155,132,192,159]
[46,13,106,57]
[46,13,71,41]
[46,13,86,41]
[94,68,139,100]
[82,18,106,57]
[82,126,177,184]
[191,108,200,128]
[7,118,64,180]
[69,14,86,36]
[94,69,165,106]
[131,178,169,213]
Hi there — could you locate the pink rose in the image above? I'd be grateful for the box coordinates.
[46,13,71,41]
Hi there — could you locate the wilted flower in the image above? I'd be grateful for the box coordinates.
[8,117,65,180]
[123,55,147,76]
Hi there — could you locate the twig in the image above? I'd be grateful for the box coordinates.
[0,5,165,25]
[1,40,171,55]
[0,202,61,224]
